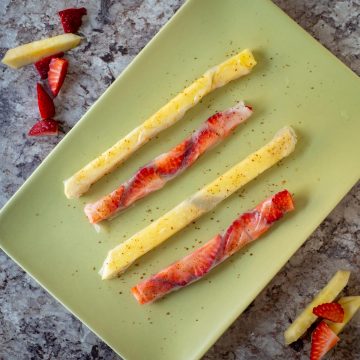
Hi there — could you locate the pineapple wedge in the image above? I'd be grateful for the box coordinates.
[326,296,360,334]
[64,49,257,199]
[284,270,351,345]
[100,126,297,280]
[2,33,82,69]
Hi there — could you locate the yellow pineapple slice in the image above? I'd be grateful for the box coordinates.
[326,296,360,334]
[64,49,257,198]
[284,270,350,344]
[100,126,297,280]
[2,33,82,69]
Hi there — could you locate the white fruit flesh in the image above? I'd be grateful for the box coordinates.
[284,270,351,345]
[2,33,82,69]
[64,49,257,199]
[99,126,297,280]
[326,296,360,334]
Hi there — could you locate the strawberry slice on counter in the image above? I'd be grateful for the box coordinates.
[310,321,340,360]
[28,119,59,136]
[34,52,64,79]
[37,83,55,119]
[310,321,339,360]
[313,303,345,323]
[48,58,68,96]
[58,7,87,33]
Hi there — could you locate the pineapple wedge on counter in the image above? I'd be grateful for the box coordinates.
[2,33,82,69]
[284,270,351,345]
[326,296,360,334]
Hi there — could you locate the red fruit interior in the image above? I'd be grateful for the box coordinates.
[312,302,345,323]
[310,321,339,360]
[58,7,87,33]
[124,167,162,205]
[48,58,69,97]
[37,83,55,119]
[34,52,64,79]
[155,141,188,175]
[28,119,59,137]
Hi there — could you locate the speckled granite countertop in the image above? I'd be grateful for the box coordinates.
[0,0,359,359]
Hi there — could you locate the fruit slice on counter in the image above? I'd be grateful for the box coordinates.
[59,7,87,33]
[63,49,257,199]
[37,83,55,119]
[84,102,253,224]
[34,52,64,79]
[1,33,81,69]
[48,58,68,96]
[99,126,297,280]
[310,321,339,360]
[326,296,360,335]
[284,270,350,345]
[132,190,295,304]
[28,119,59,136]
[312,302,344,323]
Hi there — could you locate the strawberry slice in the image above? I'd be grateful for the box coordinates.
[58,7,87,33]
[260,190,294,224]
[194,128,219,155]
[28,119,59,136]
[206,112,222,127]
[132,279,173,305]
[310,321,339,360]
[155,141,188,175]
[223,218,249,256]
[190,236,221,277]
[272,190,295,213]
[170,235,222,285]
[37,83,55,119]
[124,167,163,206]
[34,52,64,79]
[313,303,345,323]
[186,128,219,165]
[48,58,68,96]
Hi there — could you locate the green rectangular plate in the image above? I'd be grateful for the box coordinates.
[1,0,359,359]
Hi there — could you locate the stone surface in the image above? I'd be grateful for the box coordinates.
[0,0,359,359]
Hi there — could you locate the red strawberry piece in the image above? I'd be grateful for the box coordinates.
[124,167,163,206]
[186,128,219,165]
[206,112,222,127]
[313,303,345,323]
[58,7,87,33]
[181,234,222,280]
[48,58,68,97]
[34,52,64,79]
[195,128,219,154]
[261,190,294,224]
[37,83,55,119]
[310,321,339,360]
[156,141,188,175]
[157,236,221,288]
[28,119,59,137]
[223,217,252,256]
[131,279,173,305]
[272,190,295,213]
